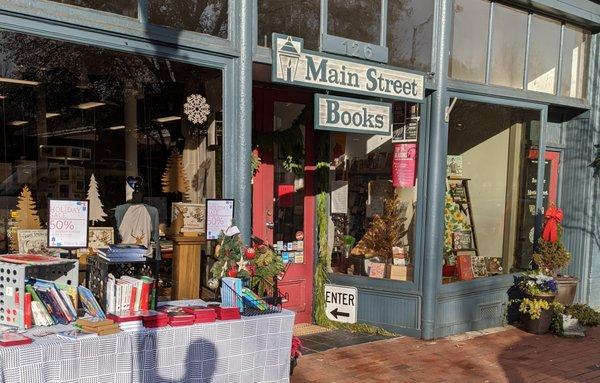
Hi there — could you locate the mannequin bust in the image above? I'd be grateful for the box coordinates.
[115,177,161,259]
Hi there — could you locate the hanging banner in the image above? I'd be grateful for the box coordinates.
[272,34,424,102]
[392,143,417,188]
[47,199,89,248]
[314,94,391,135]
[205,199,235,240]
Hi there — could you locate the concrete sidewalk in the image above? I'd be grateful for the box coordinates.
[291,327,600,383]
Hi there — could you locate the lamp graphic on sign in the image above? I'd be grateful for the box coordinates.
[278,36,301,82]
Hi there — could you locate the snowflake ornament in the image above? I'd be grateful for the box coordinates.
[184,94,210,125]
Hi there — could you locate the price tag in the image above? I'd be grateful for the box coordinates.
[47,199,89,248]
[205,199,235,240]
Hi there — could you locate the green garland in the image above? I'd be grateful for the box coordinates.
[313,192,396,336]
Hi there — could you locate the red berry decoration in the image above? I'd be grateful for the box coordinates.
[227,267,238,277]
[245,247,256,260]
[245,264,257,276]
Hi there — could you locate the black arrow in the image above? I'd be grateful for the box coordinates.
[330,308,350,319]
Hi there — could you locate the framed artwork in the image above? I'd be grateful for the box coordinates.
[172,203,205,233]
[449,184,466,202]
[17,229,61,256]
[446,155,463,176]
[453,231,472,250]
[368,262,386,279]
[87,227,114,250]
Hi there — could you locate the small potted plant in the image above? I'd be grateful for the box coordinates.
[517,271,558,334]
[532,205,578,305]
[290,336,303,375]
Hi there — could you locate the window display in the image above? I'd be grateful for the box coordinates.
[329,102,420,282]
[443,100,540,283]
[0,30,223,254]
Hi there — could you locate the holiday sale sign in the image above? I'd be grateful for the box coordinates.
[392,143,417,188]
[47,199,89,248]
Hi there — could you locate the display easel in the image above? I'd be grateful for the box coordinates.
[448,176,479,256]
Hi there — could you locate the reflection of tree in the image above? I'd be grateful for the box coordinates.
[257,0,320,49]
[328,0,381,45]
[55,0,138,18]
[148,0,228,38]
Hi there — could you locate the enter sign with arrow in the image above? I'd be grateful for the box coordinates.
[324,284,357,324]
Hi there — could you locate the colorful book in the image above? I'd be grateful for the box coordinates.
[0,332,33,347]
[78,286,106,319]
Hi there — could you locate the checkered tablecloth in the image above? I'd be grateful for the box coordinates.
[0,303,294,383]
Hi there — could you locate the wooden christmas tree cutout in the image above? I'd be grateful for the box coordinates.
[161,149,190,200]
[16,185,42,230]
[87,173,107,225]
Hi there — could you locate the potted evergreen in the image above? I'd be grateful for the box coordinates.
[532,206,578,305]
[517,271,559,334]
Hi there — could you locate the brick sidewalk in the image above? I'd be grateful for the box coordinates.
[291,327,600,383]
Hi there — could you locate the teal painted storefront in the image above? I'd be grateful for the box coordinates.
[0,0,598,339]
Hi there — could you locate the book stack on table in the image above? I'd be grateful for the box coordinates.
[107,311,143,332]
[75,317,121,336]
[97,244,151,262]
[138,310,169,328]
[211,305,241,321]
[0,332,32,347]
[182,306,217,324]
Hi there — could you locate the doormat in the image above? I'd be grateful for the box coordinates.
[293,323,331,337]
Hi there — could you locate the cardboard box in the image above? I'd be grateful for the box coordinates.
[387,265,413,281]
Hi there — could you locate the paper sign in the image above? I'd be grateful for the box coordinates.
[205,199,235,240]
[48,199,89,248]
[392,143,417,188]
[325,284,357,324]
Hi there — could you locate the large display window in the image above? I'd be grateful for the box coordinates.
[0,30,223,254]
[442,99,542,283]
[328,102,422,282]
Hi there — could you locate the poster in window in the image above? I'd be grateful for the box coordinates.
[205,199,235,240]
[392,143,417,188]
[47,199,89,248]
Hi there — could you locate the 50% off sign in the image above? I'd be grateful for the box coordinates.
[47,200,89,248]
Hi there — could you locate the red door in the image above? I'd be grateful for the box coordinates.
[528,149,560,206]
[252,86,315,323]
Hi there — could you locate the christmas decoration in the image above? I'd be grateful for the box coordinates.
[542,205,563,243]
[15,185,42,230]
[210,231,284,296]
[87,174,107,225]
[351,191,407,260]
[183,94,210,125]
[161,150,191,199]
[207,277,220,290]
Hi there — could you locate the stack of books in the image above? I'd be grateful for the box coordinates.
[107,311,143,332]
[75,317,121,336]
[211,305,241,321]
[182,306,217,324]
[157,305,195,327]
[106,274,155,314]
[0,333,33,347]
[241,288,269,311]
[139,310,169,328]
[25,279,78,327]
[97,244,151,262]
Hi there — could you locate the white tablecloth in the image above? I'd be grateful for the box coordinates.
[0,302,294,383]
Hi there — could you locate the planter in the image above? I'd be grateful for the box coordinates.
[555,276,579,306]
[522,308,553,335]
[290,357,298,375]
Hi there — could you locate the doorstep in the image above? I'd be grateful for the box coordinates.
[298,329,397,355]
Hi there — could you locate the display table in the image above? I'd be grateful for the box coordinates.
[171,235,205,300]
[0,300,294,383]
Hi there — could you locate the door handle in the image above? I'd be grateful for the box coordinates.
[266,221,275,229]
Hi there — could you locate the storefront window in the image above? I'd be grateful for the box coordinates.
[0,30,223,254]
[148,0,228,38]
[527,15,561,94]
[330,102,421,282]
[327,0,381,45]
[257,0,320,50]
[387,0,434,72]
[50,0,137,17]
[489,4,527,89]
[443,100,540,283]
[449,0,490,83]
[560,25,589,99]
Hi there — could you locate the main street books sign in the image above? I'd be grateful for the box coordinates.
[272,34,424,102]
[315,94,391,135]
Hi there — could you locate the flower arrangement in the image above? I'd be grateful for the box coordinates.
[519,298,550,320]
[532,205,571,276]
[517,271,558,297]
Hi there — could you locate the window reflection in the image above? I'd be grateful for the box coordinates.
[527,15,561,94]
[148,0,228,38]
[0,31,223,253]
[257,0,320,50]
[328,0,381,45]
[561,25,589,99]
[50,0,137,17]
[489,4,527,89]
[450,0,490,83]
[387,0,434,72]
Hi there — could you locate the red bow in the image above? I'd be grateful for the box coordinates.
[542,206,563,243]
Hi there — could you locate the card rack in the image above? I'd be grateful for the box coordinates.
[0,259,78,330]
